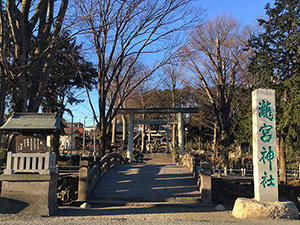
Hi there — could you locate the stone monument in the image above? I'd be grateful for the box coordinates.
[232,89,298,219]
[252,88,278,201]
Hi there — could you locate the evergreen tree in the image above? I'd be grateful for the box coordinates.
[249,0,300,184]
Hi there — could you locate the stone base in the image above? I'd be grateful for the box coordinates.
[0,174,58,216]
[232,197,299,219]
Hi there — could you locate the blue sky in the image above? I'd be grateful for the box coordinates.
[65,0,275,126]
[199,0,273,25]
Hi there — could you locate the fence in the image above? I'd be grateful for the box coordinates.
[4,152,57,175]
[213,166,300,179]
[58,165,81,174]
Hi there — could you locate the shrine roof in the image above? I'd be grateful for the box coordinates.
[0,113,63,133]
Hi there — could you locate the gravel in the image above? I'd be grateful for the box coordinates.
[0,205,299,225]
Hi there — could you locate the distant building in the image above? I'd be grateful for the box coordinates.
[59,122,84,151]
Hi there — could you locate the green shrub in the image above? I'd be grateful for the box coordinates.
[0,148,8,167]
[170,147,179,163]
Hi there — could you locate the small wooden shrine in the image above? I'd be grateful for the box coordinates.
[0,113,63,153]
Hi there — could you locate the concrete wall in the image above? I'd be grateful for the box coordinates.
[0,174,57,216]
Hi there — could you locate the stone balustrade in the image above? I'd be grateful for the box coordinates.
[4,152,57,175]
[180,152,212,204]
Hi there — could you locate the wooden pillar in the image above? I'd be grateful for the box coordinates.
[127,113,134,161]
[111,117,116,145]
[177,112,184,156]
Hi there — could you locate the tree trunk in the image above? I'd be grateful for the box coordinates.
[212,121,218,166]
[0,70,7,143]
[278,89,288,184]
[0,70,7,126]
[141,114,146,152]
[279,136,287,184]
[51,133,60,160]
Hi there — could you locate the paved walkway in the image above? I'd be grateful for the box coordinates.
[89,153,201,204]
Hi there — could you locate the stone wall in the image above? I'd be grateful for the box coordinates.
[0,174,57,216]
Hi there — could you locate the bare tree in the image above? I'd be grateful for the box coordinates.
[162,62,184,148]
[74,0,201,153]
[181,14,253,155]
[0,0,69,112]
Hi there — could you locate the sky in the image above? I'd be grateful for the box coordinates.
[65,0,275,127]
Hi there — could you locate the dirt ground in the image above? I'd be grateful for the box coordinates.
[212,177,300,210]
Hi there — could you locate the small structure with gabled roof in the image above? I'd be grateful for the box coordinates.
[0,113,63,153]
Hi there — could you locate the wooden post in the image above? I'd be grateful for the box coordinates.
[127,113,134,161]
[177,112,184,156]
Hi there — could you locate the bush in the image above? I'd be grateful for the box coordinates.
[170,147,179,163]
[0,148,8,167]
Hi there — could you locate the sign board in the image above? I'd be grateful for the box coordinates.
[252,89,278,202]
[15,134,47,153]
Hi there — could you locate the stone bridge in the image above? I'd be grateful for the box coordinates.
[80,153,211,207]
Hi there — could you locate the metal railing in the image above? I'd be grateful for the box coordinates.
[58,166,81,174]
[213,167,300,179]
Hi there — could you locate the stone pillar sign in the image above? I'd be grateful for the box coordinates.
[252,89,278,202]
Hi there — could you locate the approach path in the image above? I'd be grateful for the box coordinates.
[89,153,201,204]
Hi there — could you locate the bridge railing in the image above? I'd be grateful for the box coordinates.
[181,153,212,204]
[77,152,125,201]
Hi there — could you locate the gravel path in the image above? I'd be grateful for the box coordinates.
[0,205,299,225]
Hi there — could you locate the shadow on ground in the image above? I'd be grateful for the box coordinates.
[0,197,29,214]
[55,204,219,217]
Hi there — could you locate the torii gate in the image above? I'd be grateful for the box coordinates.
[114,108,199,161]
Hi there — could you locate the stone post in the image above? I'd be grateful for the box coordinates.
[127,113,134,161]
[224,167,227,176]
[141,124,145,152]
[200,162,212,204]
[111,117,116,145]
[252,89,278,202]
[177,112,184,156]
[78,161,89,201]
[122,115,127,142]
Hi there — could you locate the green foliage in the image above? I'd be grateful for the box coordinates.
[185,136,202,152]
[170,147,179,163]
[0,147,7,167]
[41,31,97,115]
[249,0,300,156]
[232,87,253,146]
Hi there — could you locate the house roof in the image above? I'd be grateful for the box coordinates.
[0,113,63,134]
[64,127,84,135]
